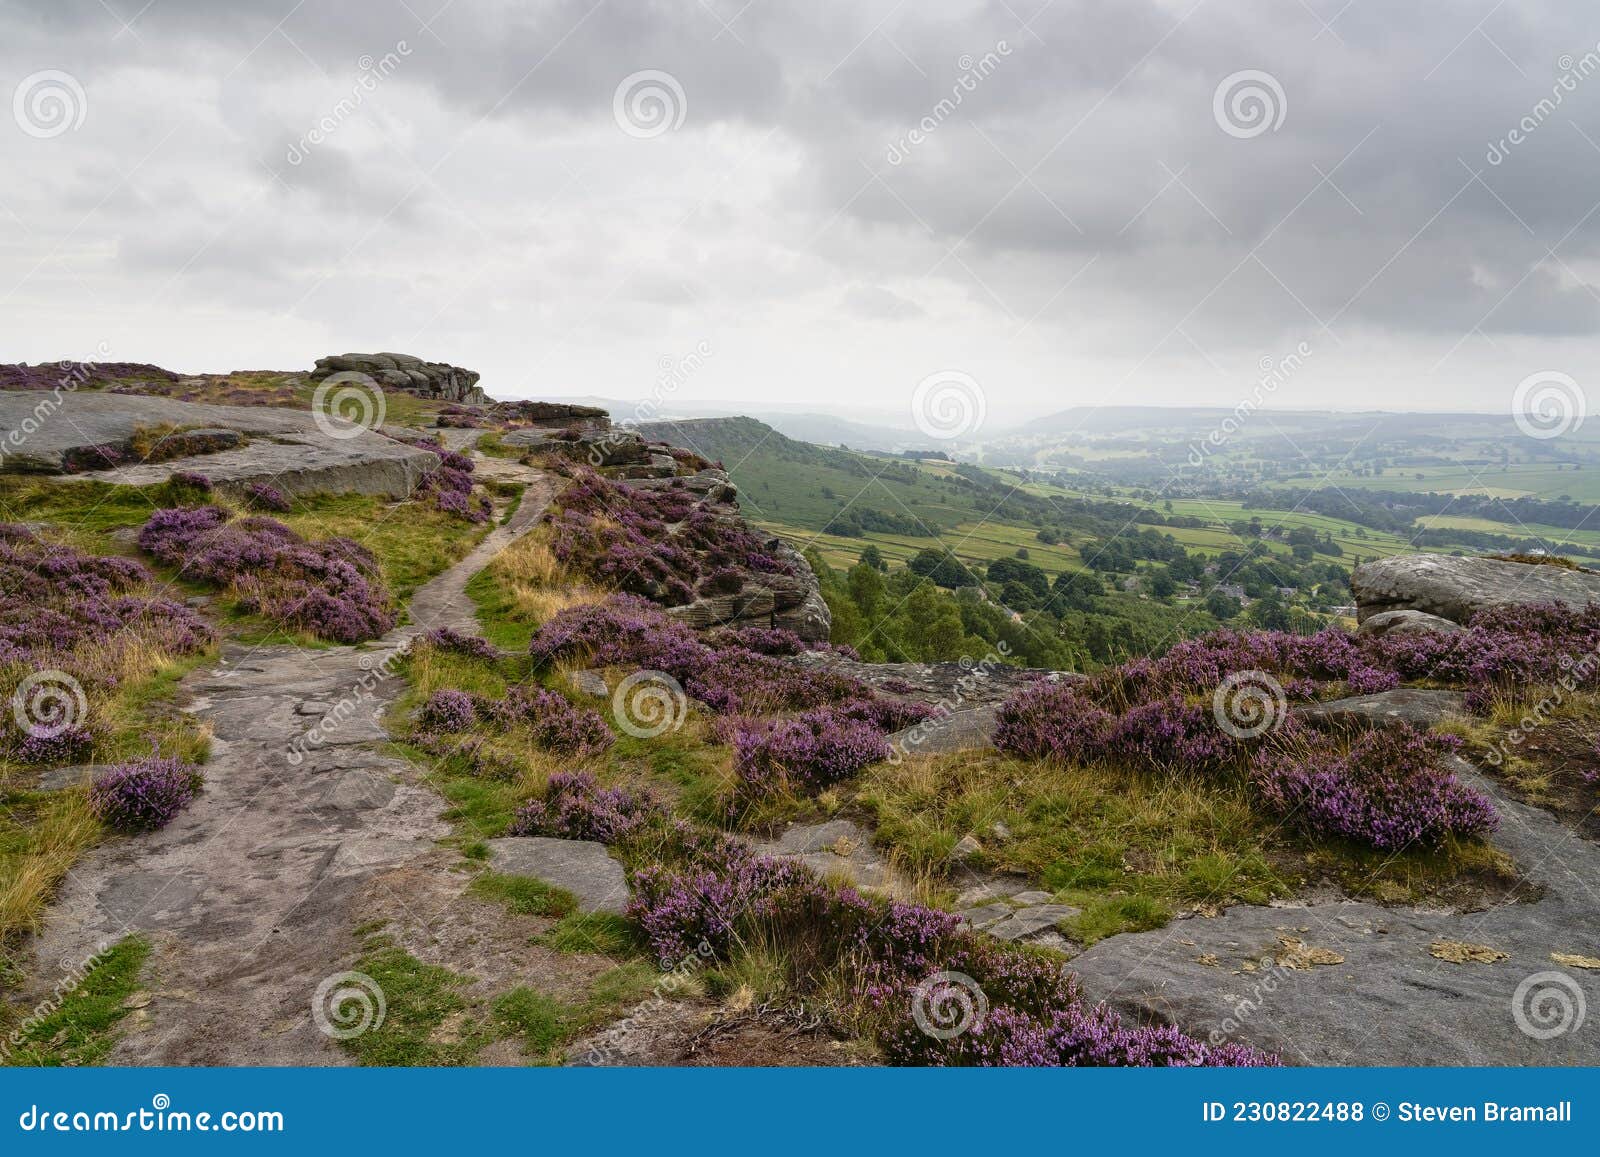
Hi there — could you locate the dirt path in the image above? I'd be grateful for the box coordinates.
[24,463,557,1065]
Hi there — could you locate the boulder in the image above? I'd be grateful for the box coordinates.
[310,352,488,406]
[1295,688,1468,731]
[485,837,629,914]
[1352,553,1600,625]
[1355,607,1464,638]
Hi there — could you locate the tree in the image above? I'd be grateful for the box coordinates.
[1205,590,1241,620]
[858,544,886,572]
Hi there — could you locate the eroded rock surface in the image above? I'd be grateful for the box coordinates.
[0,390,437,498]
[1353,553,1600,624]
[486,838,630,915]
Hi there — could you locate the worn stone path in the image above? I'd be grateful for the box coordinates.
[24,460,556,1064]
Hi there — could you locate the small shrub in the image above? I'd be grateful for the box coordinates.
[89,756,200,832]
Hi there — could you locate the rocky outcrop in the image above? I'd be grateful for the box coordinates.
[1355,607,1463,638]
[1295,688,1467,731]
[310,352,487,405]
[0,390,437,499]
[1352,553,1600,624]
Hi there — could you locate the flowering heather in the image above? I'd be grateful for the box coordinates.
[89,756,200,832]
[1107,694,1235,772]
[528,596,878,716]
[244,482,291,512]
[418,688,478,732]
[417,685,613,757]
[8,725,95,766]
[628,841,1276,1067]
[710,624,861,661]
[400,438,491,523]
[732,706,890,799]
[420,626,499,662]
[0,523,213,673]
[508,770,663,843]
[137,507,395,643]
[993,682,1115,764]
[543,469,797,604]
[1252,725,1498,850]
[485,686,614,757]
[168,471,212,492]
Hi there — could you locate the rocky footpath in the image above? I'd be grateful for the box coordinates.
[0,390,438,499]
[1353,553,1600,625]
[22,462,560,1064]
[309,353,487,405]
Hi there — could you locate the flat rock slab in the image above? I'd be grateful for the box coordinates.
[486,837,630,915]
[1296,688,1467,730]
[986,904,1079,942]
[1353,553,1600,624]
[755,819,895,892]
[0,389,436,499]
[889,705,999,755]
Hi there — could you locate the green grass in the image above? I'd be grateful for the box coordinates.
[469,871,577,918]
[537,912,639,956]
[339,940,486,1066]
[1,936,150,1066]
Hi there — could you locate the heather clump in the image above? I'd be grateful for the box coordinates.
[243,482,291,512]
[627,842,1276,1067]
[731,707,890,801]
[420,626,499,663]
[1251,724,1498,850]
[528,595,878,716]
[543,469,797,604]
[89,755,201,832]
[403,438,492,523]
[417,685,613,758]
[508,770,664,843]
[137,507,395,642]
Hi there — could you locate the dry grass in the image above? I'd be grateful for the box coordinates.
[468,530,606,648]
[0,789,100,964]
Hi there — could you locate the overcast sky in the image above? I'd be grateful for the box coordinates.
[4,0,1600,427]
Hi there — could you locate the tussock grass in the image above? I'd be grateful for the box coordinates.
[0,789,100,965]
[467,530,606,649]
